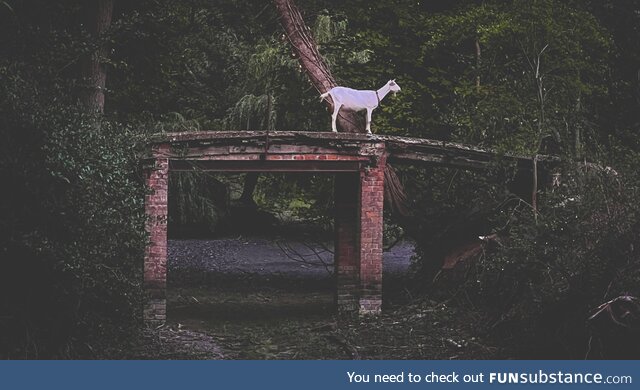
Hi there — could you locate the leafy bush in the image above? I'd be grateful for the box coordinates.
[0,66,147,358]
[469,163,640,358]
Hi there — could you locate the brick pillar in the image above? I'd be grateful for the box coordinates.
[143,147,169,324]
[359,153,385,314]
[334,173,360,313]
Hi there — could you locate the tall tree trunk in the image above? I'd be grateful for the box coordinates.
[475,37,481,92]
[81,0,114,114]
[273,0,407,215]
[239,173,259,207]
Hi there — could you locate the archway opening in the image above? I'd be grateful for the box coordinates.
[162,171,413,358]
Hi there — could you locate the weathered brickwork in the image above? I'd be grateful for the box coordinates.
[358,151,385,314]
[143,145,169,324]
[333,145,386,315]
[143,137,388,324]
[264,154,364,161]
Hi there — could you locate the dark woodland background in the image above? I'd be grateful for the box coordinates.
[1,0,640,359]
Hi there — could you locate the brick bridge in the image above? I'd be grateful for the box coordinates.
[143,131,554,324]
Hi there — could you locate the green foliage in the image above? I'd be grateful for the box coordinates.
[314,12,347,44]
[470,164,640,357]
[109,0,257,128]
[318,0,639,356]
[0,1,148,357]
[0,66,147,357]
[225,94,277,130]
[224,34,322,131]
[254,174,334,226]
[1,0,639,359]
[168,172,229,238]
[433,0,612,156]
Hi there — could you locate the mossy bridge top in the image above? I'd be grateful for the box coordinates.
[146,131,557,172]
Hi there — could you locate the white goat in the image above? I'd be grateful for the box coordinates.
[320,80,401,133]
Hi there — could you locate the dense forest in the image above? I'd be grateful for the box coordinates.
[1,0,639,359]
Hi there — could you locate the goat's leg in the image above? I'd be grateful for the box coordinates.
[365,108,373,134]
[331,104,341,132]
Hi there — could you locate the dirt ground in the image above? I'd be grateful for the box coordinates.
[167,236,415,277]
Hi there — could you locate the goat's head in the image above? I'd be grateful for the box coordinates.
[388,79,401,95]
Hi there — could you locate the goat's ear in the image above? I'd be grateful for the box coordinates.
[389,80,396,85]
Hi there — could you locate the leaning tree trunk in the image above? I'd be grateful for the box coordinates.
[273,0,407,215]
[273,0,362,133]
[81,0,114,114]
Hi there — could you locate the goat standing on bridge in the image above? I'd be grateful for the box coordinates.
[320,80,401,134]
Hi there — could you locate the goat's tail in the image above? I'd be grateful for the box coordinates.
[319,91,330,102]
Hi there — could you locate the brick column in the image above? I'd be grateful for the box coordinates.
[359,152,385,314]
[334,173,360,313]
[143,146,169,324]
